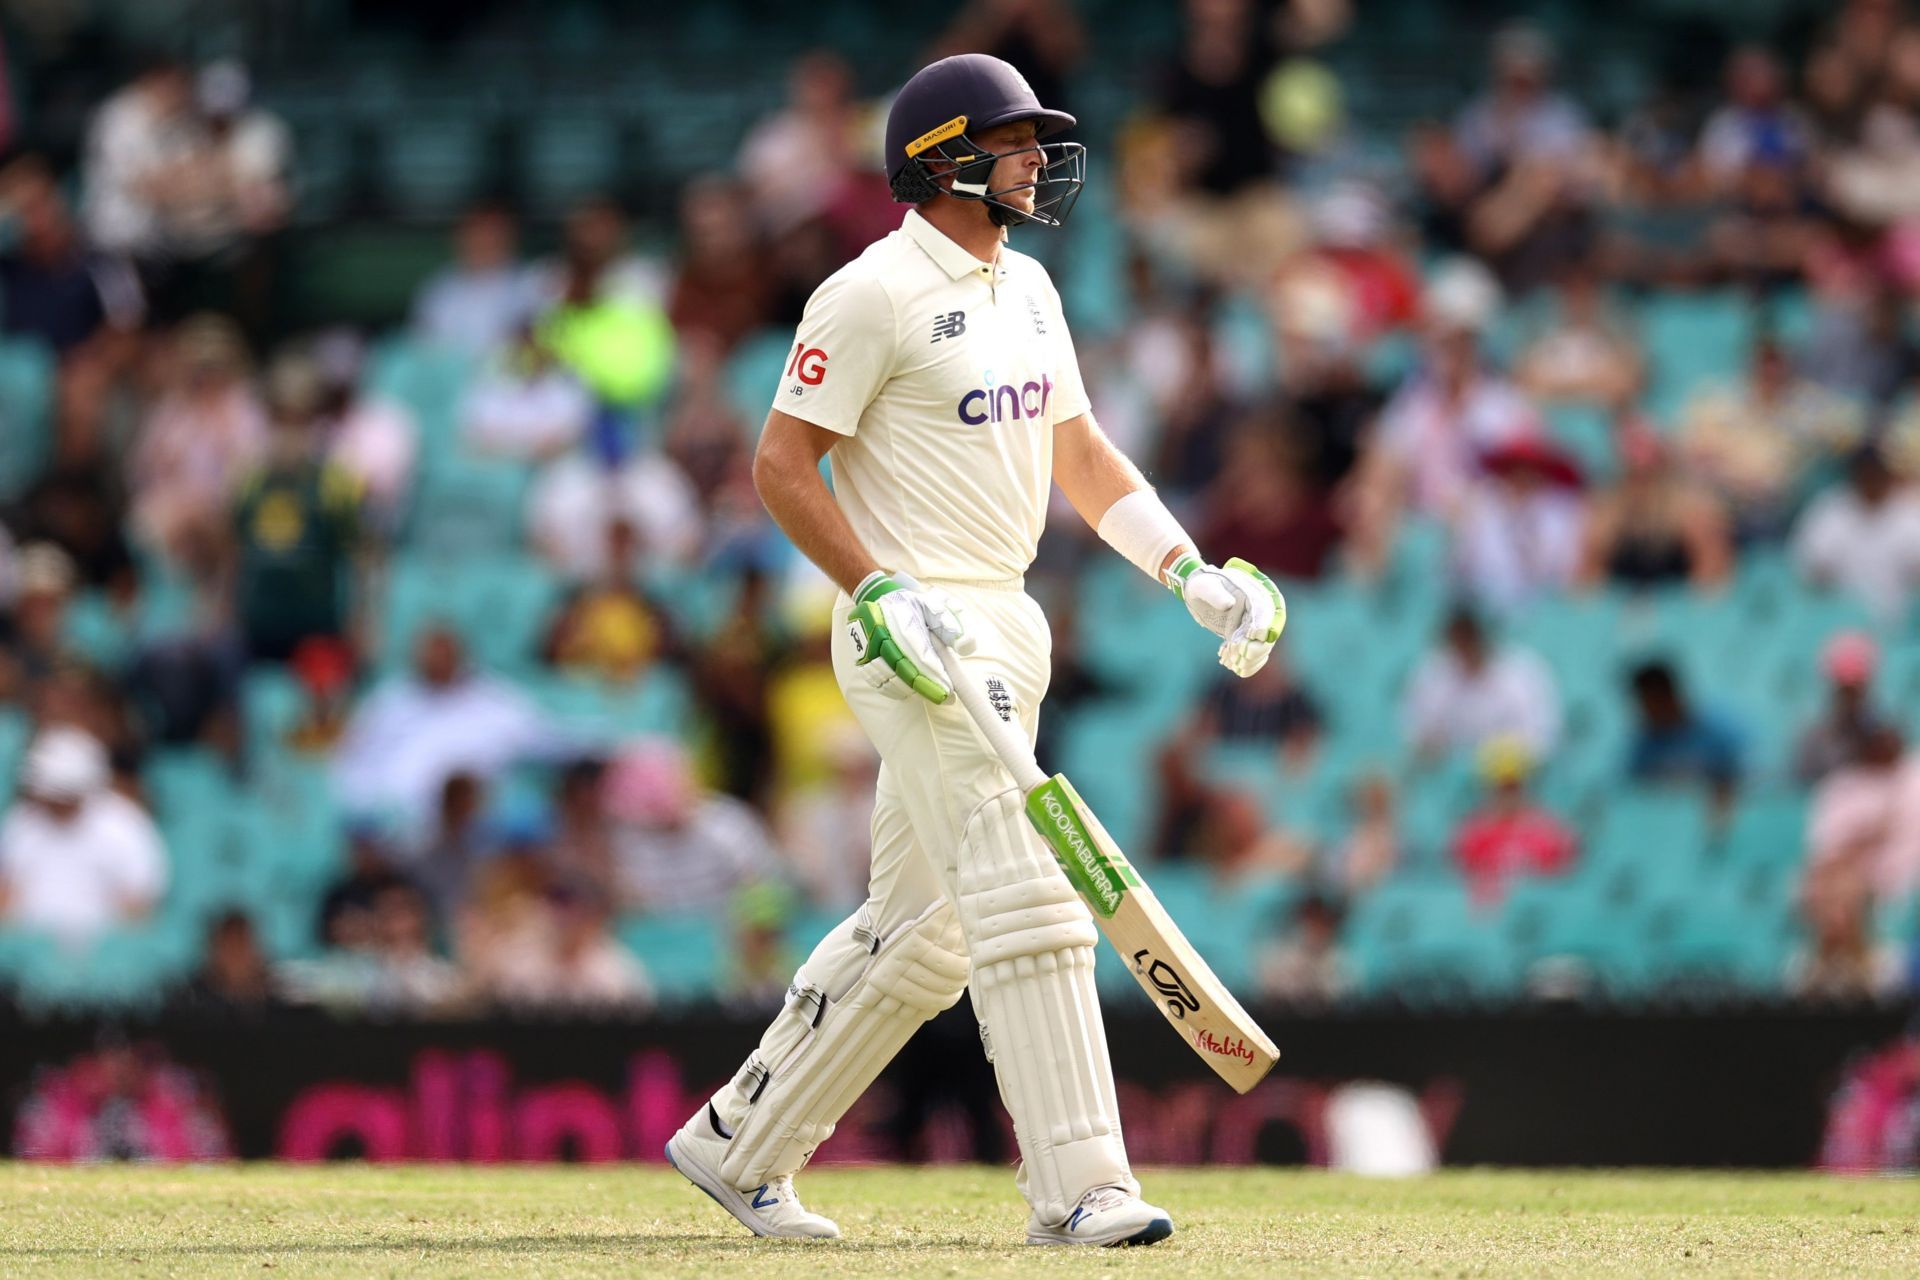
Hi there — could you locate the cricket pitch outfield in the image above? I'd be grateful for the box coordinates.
[2,1163,1915,1277]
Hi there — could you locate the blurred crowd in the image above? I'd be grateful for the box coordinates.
[3,0,1920,1015]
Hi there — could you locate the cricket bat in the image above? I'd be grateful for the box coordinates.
[932,641,1281,1094]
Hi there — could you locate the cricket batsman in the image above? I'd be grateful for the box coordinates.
[666,52,1286,1246]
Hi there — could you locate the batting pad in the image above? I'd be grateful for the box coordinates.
[714,899,969,1188]
[956,789,1137,1225]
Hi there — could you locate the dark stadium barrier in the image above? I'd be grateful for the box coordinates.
[3,1002,1911,1166]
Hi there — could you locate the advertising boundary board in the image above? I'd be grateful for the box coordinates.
[1,1001,1910,1166]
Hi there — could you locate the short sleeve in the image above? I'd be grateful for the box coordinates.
[772,270,895,436]
[1044,280,1090,423]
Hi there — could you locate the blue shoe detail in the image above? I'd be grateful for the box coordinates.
[751,1184,779,1210]
[1113,1216,1174,1247]
[1065,1207,1089,1233]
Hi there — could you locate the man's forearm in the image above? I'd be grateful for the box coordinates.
[1054,412,1195,580]
[753,456,881,596]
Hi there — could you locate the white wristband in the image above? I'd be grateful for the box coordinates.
[1096,489,1195,586]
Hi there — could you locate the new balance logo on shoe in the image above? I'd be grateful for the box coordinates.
[751,1185,778,1209]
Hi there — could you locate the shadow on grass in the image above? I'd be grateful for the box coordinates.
[3,1231,994,1259]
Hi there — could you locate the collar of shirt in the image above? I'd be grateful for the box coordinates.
[902,209,1006,285]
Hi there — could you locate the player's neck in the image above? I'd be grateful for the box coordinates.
[918,199,1005,265]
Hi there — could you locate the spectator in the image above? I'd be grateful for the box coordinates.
[535,195,669,312]
[724,880,800,1011]
[1790,860,1905,1000]
[1796,631,1899,784]
[540,518,669,685]
[1195,430,1345,580]
[284,635,356,755]
[331,626,575,832]
[1272,182,1421,353]
[412,203,543,356]
[311,330,417,528]
[478,877,654,1013]
[230,354,360,662]
[0,152,130,352]
[167,60,291,328]
[1142,303,1242,498]
[526,443,702,581]
[1452,435,1586,614]
[665,174,773,355]
[549,758,618,901]
[931,0,1085,128]
[1327,772,1399,896]
[7,460,137,594]
[178,910,277,1009]
[128,314,265,566]
[1451,735,1578,907]
[1186,639,1324,765]
[1402,606,1560,762]
[542,248,677,414]
[315,823,410,952]
[1277,312,1384,494]
[1454,24,1589,182]
[361,880,468,1013]
[1452,25,1598,291]
[283,880,466,1014]
[5,542,78,683]
[689,565,788,810]
[409,772,502,932]
[604,738,784,914]
[1577,430,1732,592]
[778,721,879,910]
[736,51,864,236]
[80,58,201,262]
[1807,725,1920,907]
[1698,47,1813,195]
[1257,893,1349,1002]
[1804,286,1919,414]
[1624,660,1744,802]
[1145,0,1303,283]
[460,325,595,462]
[1792,446,1920,624]
[1348,259,1534,570]
[1679,337,1863,541]
[0,727,167,946]
[1191,788,1309,888]
[1512,267,1641,407]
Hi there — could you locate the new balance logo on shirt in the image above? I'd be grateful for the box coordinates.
[930,311,967,342]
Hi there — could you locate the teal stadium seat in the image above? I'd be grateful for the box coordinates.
[618,914,725,1003]
[404,457,535,556]
[0,337,54,502]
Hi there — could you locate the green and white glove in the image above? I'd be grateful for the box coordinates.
[1163,553,1287,678]
[846,570,976,704]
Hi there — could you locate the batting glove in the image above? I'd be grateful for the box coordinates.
[846,570,976,704]
[1164,553,1287,678]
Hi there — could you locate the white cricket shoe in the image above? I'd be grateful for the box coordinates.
[665,1104,840,1239]
[1027,1184,1175,1247]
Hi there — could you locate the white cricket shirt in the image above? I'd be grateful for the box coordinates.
[772,209,1089,583]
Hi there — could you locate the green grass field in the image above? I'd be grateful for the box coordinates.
[2,1164,1916,1278]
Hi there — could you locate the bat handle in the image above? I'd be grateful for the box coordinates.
[932,637,1049,793]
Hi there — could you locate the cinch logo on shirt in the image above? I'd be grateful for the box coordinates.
[957,373,1054,425]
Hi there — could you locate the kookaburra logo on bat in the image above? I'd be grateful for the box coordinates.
[1132,949,1201,1019]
